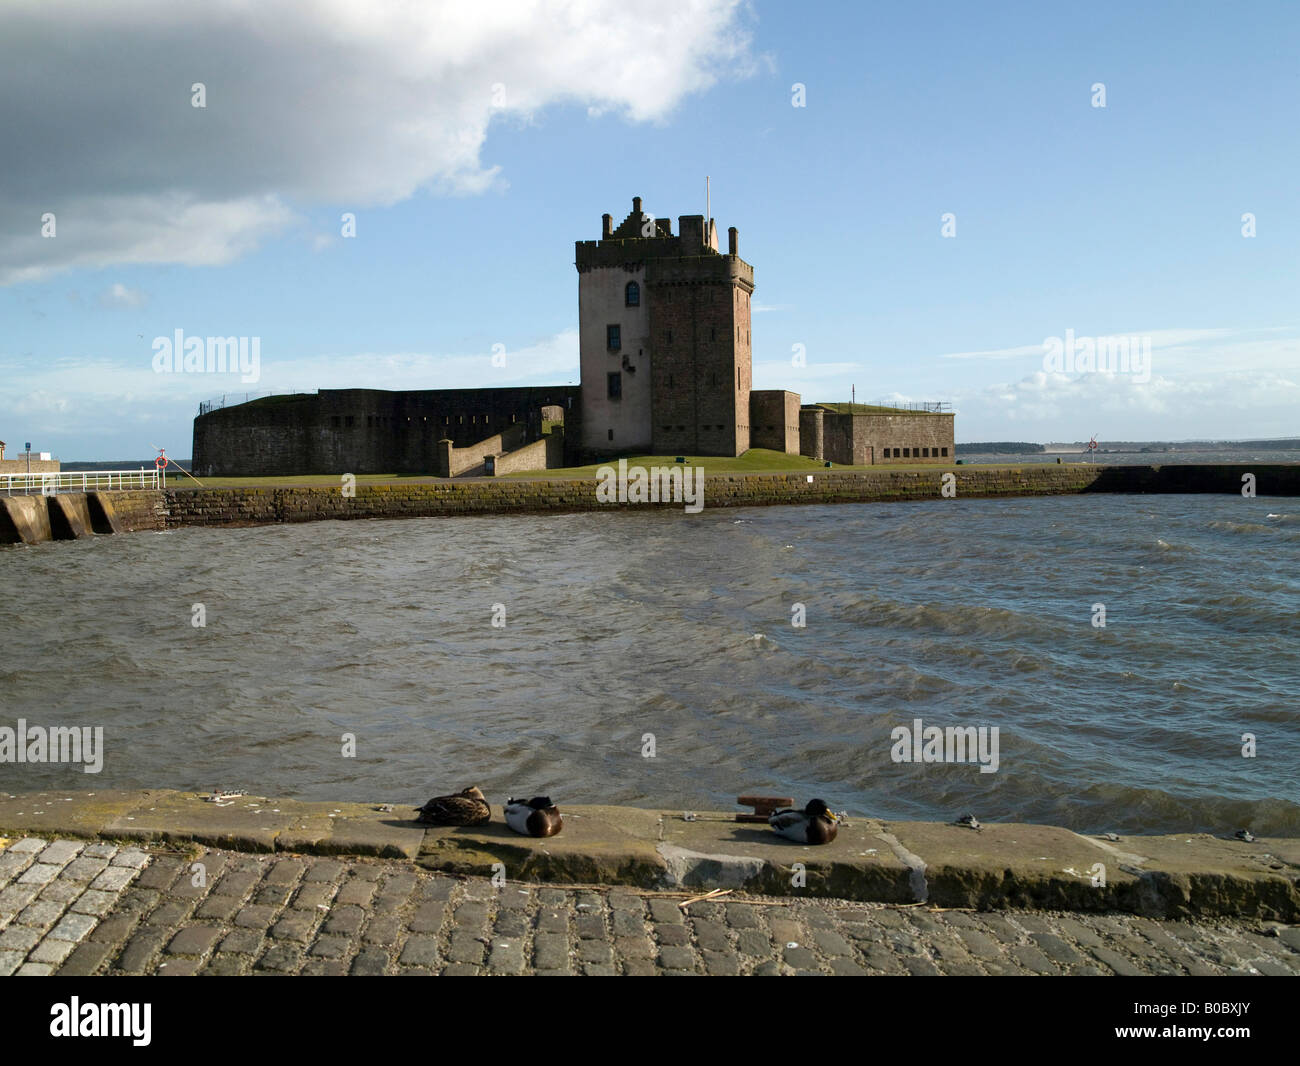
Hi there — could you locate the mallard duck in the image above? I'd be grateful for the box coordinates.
[768,798,838,844]
[504,796,563,837]
[414,786,491,826]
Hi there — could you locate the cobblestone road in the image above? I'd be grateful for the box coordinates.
[2,838,1298,976]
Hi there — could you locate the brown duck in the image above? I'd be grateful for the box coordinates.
[414,786,491,826]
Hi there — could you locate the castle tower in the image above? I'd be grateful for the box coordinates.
[575,197,754,457]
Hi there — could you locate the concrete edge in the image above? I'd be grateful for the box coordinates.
[0,791,1296,919]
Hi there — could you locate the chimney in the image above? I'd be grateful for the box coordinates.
[602,213,612,238]
[632,196,642,215]
[728,227,737,256]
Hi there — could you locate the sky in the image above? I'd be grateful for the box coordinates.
[2,0,1297,460]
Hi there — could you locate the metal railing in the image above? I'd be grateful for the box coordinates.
[198,390,313,415]
[2,469,163,495]
[871,400,953,413]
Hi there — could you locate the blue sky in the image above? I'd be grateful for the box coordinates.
[2,0,1297,460]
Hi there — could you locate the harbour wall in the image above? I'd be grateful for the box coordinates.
[2,465,1295,540]
[161,463,1299,528]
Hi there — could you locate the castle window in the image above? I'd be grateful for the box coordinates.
[608,429,614,441]
[331,416,340,428]
[345,416,354,427]
[941,447,948,457]
[710,327,716,341]
[667,330,673,344]
[903,448,911,458]
[607,372,622,400]
[625,282,640,307]
[607,324,621,350]
[922,448,929,457]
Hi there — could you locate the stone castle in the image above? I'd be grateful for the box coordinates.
[192,197,953,477]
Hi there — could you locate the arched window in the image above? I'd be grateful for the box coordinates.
[625,281,640,307]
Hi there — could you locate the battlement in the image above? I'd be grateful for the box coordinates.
[576,196,747,273]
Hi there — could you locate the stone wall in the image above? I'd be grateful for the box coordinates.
[0,490,166,543]
[158,464,1300,528]
[98,490,168,531]
[800,408,955,465]
[749,390,800,454]
[0,459,61,475]
[489,432,564,476]
[822,413,874,465]
[799,407,825,461]
[870,413,956,463]
[5,467,1295,542]
[647,257,752,457]
[437,423,527,478]
[193,386,581,477]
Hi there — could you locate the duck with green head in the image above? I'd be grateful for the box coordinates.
[768,798,838,844]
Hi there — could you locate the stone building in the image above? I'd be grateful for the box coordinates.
[191,194,956,476]
[192,387,578,477]
[799,404,955,465]
[576,197,754,457]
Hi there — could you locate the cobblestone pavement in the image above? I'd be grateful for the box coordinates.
[2,837,1299,976]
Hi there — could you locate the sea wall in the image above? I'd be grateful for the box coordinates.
[3,466,1294,542]
[0,491,167,544]
[159,464,1300,528]
[103,490,169,532]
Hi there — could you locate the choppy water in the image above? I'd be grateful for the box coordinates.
[2,494,1297,835]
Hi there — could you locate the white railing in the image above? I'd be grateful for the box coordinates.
[2,468,163,495]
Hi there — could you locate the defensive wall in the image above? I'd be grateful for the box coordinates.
[193,386,582,477]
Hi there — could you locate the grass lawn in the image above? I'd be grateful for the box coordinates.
[498,448,872,478]
[814,402,948,416]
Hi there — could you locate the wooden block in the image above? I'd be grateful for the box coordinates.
[736,795,794,822]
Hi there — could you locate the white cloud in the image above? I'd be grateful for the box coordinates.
[0,329,581,432]
[98,282,149,309]
[1,0,754,284]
